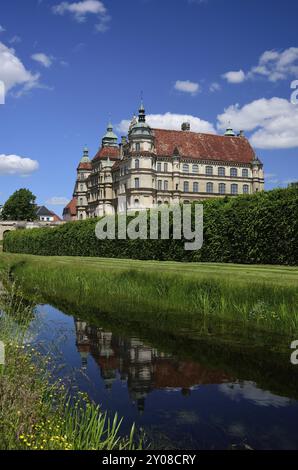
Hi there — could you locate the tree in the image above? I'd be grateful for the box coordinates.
[1,189,37,221]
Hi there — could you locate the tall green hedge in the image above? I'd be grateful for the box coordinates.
[3,187,298,265]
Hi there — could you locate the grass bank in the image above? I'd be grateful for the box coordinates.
[0,279,141,450]
[1,253,297,336]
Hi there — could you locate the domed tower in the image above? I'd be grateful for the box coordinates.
[125,102,156,210]
[128,101,154,152]
[75,146,91,220]
[102,121,118,148]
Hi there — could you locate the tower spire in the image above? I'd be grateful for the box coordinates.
[138,99,146,123]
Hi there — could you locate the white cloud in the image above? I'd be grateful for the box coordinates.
[117,112,216,134]
[52,0,110,30]
[249,47,298,82]
[217,97,298,149]
[222,69,246,84]
[46,197,69,205]
[0,154,39,176]
[174,80,200,95]
[223,48,298,85]
[31,53,53,68]
[0,41,40,96]
[209,81,221,92]
[0,25,5,33]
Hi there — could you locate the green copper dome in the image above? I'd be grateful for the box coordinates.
[224,126,235,137]
[80,146,90,162]
[102,122,118,147]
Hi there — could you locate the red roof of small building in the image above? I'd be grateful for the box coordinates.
[77,161,92,170]
[92,146,120,162]
[153,129,255,164]
[63,197,77,217]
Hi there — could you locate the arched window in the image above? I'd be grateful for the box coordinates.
[80,214,83,220]
[230,168,238,177]
[183,163,189,173]
[157,200,162,206]
[135,159,139,169]
[183,181,189,192]
[219,183,226,194]
[79,197,83,205]
[193,164,199,174]
[243,184,249,194]
[242,168,249,178]
[218,167,225,177]
[193,182,199,193]
[231,183,238,194]
[206,182,213,193]
[206,166,213,176]
[134,198,139,207]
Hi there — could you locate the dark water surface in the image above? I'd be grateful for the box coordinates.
[30,304,298,450]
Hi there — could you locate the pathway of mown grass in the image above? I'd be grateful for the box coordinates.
[0,280,141,451]
[1,253,297,336]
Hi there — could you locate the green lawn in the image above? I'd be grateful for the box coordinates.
[0,252,297,336]
[1,252,297,286]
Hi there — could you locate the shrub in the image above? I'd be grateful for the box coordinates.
[3,187,298,265]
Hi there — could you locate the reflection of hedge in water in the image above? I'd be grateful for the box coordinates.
[33,293,298,402]
[4,187,298,265]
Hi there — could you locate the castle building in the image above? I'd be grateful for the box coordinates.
[66,103,264,220]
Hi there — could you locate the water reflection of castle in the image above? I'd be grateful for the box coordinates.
[75,319,231,412]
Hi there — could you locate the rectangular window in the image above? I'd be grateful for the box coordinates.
[206,166,213,176]
[231,183,238,194]
[157,162,162,172]
[164,180,168,190]
[164,163,168,172]
[183,181,189,192]
[193,164,199,173]
[218,167,225,177]
[206,182,213,193]
[158,180,162,190]
[135,143,140,151]
[230,168,238,177]
[242,168,249,178]
[219,183,226,194]
[135,178,140,189]
[243,184,249,194]
[193,182,199,193]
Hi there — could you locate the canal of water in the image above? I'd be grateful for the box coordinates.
[27,302,298,450]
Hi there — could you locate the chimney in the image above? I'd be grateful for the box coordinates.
[181,122,190,132]
[238,130,245,137]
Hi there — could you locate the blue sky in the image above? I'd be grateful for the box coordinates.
[0,0,297,214]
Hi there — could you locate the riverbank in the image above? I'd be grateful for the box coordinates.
[0,253,297,336]
[0,279,141,450]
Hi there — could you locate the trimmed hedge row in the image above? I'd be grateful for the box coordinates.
[3,187,298,265]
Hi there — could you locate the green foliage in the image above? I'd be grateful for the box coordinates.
[3,187,298,265]
[1,188,37,221]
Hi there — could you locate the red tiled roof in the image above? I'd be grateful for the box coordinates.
[49,211,62,222]
[77,161,92,170]
[92,146,120,162]
[63,197,77,216]
[153,129,256,164]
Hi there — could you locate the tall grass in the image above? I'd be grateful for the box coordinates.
[5,255,298,336]
[0,275,142,450]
